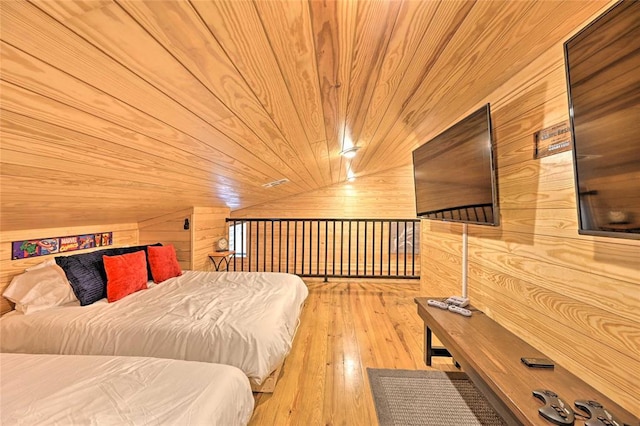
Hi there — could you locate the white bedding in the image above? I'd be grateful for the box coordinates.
[0,353,254,425]
[0,271,308,385]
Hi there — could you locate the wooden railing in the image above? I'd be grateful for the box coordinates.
[226,218,420,281]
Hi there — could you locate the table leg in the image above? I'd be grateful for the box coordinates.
[425,325,433,366]
[424,324,452,366]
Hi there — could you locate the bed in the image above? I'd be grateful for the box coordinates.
[0,270,308,389]
[0,353,254,425]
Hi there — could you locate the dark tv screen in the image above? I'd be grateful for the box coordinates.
[412,104,498,226]
[565,1,640,239]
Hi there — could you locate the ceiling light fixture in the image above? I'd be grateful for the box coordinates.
[340,146,360,159]
[262,178,289,188]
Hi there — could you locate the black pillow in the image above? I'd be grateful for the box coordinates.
[55,249,111,306]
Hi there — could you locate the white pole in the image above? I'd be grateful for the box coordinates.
[462,223,468,298]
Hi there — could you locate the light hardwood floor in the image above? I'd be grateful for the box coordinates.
[249,280,456,425]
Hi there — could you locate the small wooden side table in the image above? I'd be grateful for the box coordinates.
[208,250,235,271]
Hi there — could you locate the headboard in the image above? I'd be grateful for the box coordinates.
[0,223,139,315]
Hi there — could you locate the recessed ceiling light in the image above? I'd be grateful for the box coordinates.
[340,146,360,159]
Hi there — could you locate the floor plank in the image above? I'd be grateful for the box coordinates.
[249,280,457,425]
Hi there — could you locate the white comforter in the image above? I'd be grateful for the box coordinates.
[0,353,254,425]
[0,271,308,385]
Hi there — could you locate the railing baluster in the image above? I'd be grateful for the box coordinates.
[380,221,384,277]
[332,221,336,276]
[324,221,328,282]
[412,221,416,276]
[396,222,400,277]
[371,221,375,276]
[278,221,282,273]
[388,221,391,277]
[356,220,360,276]
[340,221,344,276]
[363,221,367,276]
[308,220,312,276]
[317,221,321,276]
[302,221,306,275]
[262,221,266,272]
[348,221,352,276]
[286,221,290,273]
[294,220,298,275]
[248,221,253,272]
[404,220,408,276]
[232,221,237,271]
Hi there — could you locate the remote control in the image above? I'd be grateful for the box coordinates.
[445,295,470,307]
[448,305,472,317]
[574,400,623,426]
[532,389,575,425]
[427,299,449,309]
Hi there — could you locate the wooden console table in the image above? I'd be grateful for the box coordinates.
[415,297,638,426]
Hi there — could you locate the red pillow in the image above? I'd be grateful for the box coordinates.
[103,250,148,303]
[147,245,182,283]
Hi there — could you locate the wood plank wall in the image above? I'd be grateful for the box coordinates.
[138,206,230,271]
[421,9,640,416]
[0,223,138,314]
[192,206,231,272]
[231,165,417,219]
[231,165,420,276]
[138,209,193,271]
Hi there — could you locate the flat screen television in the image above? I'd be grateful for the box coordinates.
[564,0,640,240]
[412,104,499,226]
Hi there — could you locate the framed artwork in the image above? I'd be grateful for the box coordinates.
[12,232,113,260]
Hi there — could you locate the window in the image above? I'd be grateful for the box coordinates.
[391,221,420,254]
[228,221,247,257]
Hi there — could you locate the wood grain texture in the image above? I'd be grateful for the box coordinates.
[232,164,417,219]
[415,298,639,426]
[249,280,456,425]
[0,0,610,230]
[138,209,193,271]
[357,0,569,172]
[253,0,325,146]
[138,207,230,272]
[191,207,231,272]
[191,0,325,188]
[420,4,640,415]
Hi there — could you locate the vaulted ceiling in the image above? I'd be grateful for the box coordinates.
[0,0,607,231]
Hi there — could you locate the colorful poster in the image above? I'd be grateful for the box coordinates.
[77,235,96,250]
[12,232,113,260]
[95,232,112,247]
[59,236,79,252]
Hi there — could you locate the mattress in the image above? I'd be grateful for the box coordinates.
[0,353,254,425]
[0,271,308,385]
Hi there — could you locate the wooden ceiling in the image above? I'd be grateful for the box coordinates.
[0,0,607,231]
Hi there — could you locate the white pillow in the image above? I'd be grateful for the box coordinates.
[24,258,56,272]
[3,265,78,314]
